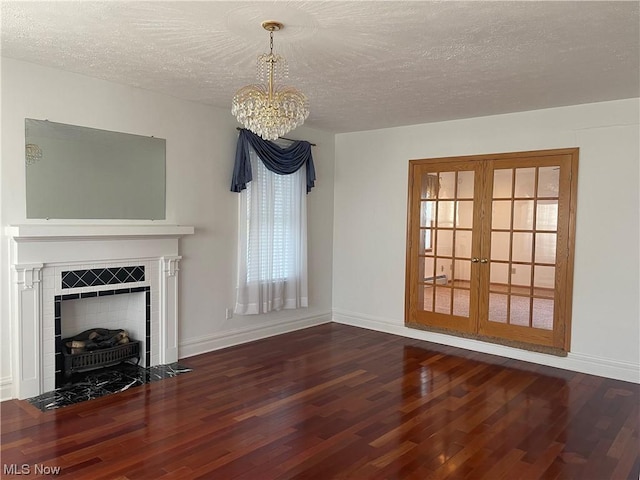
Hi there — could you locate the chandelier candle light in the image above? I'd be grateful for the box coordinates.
[232,21,309,141]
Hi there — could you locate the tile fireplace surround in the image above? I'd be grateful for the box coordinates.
[6,225,194,400]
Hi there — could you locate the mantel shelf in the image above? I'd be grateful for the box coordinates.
[5,224,195,241]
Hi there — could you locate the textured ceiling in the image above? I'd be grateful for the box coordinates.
[2,1,639,133]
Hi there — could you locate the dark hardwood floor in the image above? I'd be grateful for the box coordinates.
[1,323,638,479]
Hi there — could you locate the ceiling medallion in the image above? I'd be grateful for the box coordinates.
[232,21,310,141]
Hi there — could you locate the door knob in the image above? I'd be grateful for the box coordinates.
[480,258,488,263]
[471,258,480,263]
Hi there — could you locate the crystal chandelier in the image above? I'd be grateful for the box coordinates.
[25,143,43,165]
[232,21,309,141]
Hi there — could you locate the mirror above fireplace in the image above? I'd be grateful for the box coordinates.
[25,119,166,220]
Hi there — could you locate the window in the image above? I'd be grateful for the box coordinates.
[235,144,308,315]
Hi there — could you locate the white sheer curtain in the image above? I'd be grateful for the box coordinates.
[235,144,308,314]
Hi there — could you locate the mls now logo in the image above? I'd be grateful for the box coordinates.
[3,464,61,475]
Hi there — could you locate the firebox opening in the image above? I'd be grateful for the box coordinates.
[55,287,150,388]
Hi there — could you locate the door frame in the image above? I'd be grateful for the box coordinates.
[405,148,579,355]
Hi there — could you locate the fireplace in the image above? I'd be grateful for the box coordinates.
[6,224,194,399]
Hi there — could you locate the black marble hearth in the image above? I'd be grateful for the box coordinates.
[27,362,192,412]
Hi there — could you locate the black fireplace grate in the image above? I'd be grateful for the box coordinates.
[62,340,141,380]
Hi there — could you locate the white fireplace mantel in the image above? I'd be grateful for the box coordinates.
[6,224,194,241]
[6,224,194,399]
[6,225,195,266]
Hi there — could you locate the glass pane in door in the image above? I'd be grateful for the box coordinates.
[417,169,474,320]
[435,287,452,314]
[510,296,531,326]
[457,201,474,228]
[492,201,511,229]
[489,293,508,323]
[536,200,558,231]
[537,167,559,197]
[439,172,456,199]
[512,233,533,263]
[535,233,557,264]
[486,165,560,331]
[457,171,475,199]
[513,200,534,230]
[532,298,554,330]
[493,169,513,198]
[455,231,472,258]
[437,230,453,257]
[514,168,535,197]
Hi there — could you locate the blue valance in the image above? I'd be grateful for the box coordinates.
[231,128,316,193]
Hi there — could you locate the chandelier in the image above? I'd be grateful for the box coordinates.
[25,143,43,165]
[232,21,309,141]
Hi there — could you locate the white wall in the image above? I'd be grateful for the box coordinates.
[333,99,640,383]
[0,58,335,399]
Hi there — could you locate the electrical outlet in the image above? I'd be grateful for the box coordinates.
[225,308,233,320]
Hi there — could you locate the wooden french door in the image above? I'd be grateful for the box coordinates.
[405,148,578,354]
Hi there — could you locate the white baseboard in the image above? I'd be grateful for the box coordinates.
[179,311,332,359]
[0,376,13,401]
[333,309,640,384]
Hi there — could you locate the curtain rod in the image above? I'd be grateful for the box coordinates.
[236,127,316,146]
